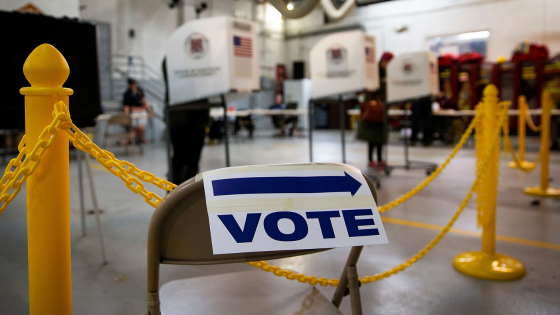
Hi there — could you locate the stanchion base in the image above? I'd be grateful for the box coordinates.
[453,252,525,281]
[507,161,535,169]
[524,186,560,198]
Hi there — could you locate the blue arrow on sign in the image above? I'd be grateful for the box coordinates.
[211,172,362,197]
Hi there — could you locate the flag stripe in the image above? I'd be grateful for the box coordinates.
[234,35,253,58]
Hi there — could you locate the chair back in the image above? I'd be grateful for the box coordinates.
[146,169,378,314]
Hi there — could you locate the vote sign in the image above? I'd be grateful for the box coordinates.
[202,163,388,255]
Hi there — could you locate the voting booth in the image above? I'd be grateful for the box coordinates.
[163,16,259,169]
[387,51,439,103]
[165,16,259,106]
[308,30,380,165]
[386,52,439,175]
[310,30,379,99]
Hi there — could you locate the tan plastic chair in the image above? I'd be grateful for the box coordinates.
[146,169,379,315]
[102,114,142,155]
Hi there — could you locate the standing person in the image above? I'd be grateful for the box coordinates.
[378,52,393,102]
[167,104,210,183]
[357,52,393,168]
[162,59,210,184]
[121,78,153,145]
[357,93,387,168]
[410,96,433,146]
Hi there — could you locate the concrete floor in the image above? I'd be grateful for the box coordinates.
[0,130,559,314]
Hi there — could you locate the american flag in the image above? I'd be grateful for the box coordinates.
[365,47,375,63]
[233,36,252,58]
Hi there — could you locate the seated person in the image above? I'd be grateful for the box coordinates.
[234,115,255,138]
[120,78,153,145]
[269,94,298,137]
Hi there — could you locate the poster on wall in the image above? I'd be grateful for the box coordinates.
[387,51,439,103]
[310,30,379,99]
[165,16,259,106]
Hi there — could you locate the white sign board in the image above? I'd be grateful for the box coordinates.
[310,30,379,99]
[199,163,388,255]
[165,16,259,106]
[387,51,439,103]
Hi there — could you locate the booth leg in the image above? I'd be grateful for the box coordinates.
[309,100,314,162]
[339,94,346,164]
[221,94,231,167]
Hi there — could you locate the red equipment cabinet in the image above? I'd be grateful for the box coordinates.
[438,63,458,108]
[456,63,479,110]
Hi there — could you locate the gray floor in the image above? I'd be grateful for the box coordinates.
[0,130,559,314]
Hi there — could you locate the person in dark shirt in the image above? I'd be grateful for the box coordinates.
[269,94,298,137]
[121,78,153,145]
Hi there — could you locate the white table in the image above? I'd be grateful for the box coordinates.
[209,107,308,118]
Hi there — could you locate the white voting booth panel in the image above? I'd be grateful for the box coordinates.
[310,30,379,99]
[284,79,312,129]
[165,16,259,105]
[387,51,439,103]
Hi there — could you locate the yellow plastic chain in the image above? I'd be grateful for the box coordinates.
[502,109,541,173]
[0,102,73,216]
[250,107,509,286]
[525,110,543,132]
[0,100,504,286]
[377,111,479,213]
[55,101,175,208]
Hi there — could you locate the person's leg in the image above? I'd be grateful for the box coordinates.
[376,143,383,163]
[279,115,286,135]
[170,127,189,184]
[288,116,298,136]
[184,128,207,180]
[410,101,419,144]
[368,142,374,162]
[422,97,433,145]
[138,125,147,143]
[247,116,255,138]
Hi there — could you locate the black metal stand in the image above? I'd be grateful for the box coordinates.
[221,94,231,167]
[388,105,437,175]
[309,100,314,162]
[339,94,346,164]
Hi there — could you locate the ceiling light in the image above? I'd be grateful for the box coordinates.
[287,3,294,10]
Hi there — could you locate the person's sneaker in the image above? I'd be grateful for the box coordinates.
[368,161,378,168]
[379,160,387,167]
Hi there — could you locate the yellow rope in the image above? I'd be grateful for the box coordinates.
[250,106,509,286]
[525,111,543,132]
[0,100,508,287]
[378,113,478,213]
[0,101,73,216]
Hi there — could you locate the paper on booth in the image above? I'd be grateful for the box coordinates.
[201,163,388,255]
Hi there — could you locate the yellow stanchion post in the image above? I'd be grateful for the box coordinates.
[20,44,74,314]
[453,85,525,281]
[508,95,535,169]
[524,91,560,197]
